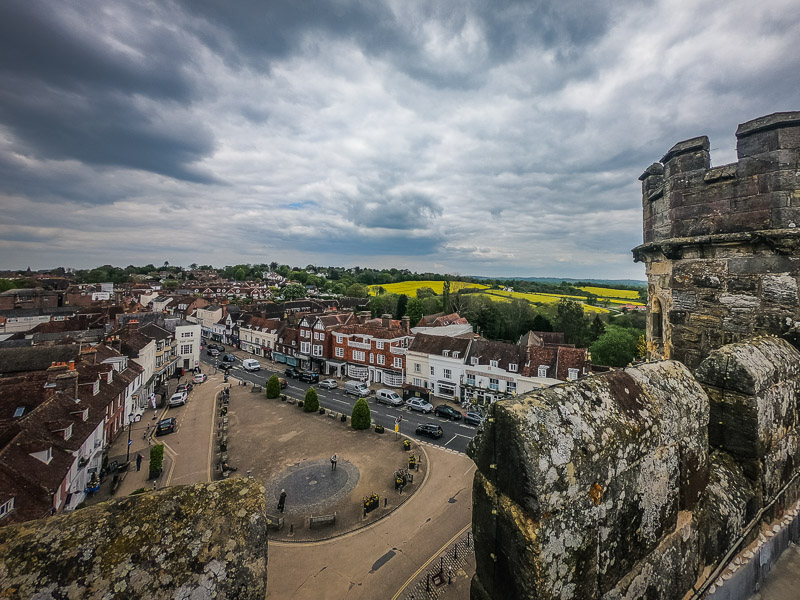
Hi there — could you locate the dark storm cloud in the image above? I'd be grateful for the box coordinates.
[0,0,217,186]
[346,191,442,230]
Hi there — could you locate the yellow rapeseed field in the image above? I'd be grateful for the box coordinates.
[578,286,642,300]
[367,280,488,296]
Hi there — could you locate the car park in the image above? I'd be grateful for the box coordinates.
[415,423,443,439]
[465,411,484,426]
[176,383,192,393]
[434,404,463,420]
[193,373,207,384]
[156,417,177,436]
[376,389,404,407]
[406,398,433,413]
[319,379,338,389]
[168,392,187,407]
[298,371,319,384]
[285,367,300,378]
[207,348,220,357]
[221,353,236,362]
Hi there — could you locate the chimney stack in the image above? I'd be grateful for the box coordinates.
[381,314,391,328]
[401,316,410,334]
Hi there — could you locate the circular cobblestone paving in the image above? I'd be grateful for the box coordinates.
[267,458,360,514]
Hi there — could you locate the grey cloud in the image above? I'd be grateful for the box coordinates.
[346,191,442,230]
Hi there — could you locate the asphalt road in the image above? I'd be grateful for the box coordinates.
[200,351,479,454]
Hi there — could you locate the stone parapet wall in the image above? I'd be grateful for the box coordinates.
[0,478,269,599]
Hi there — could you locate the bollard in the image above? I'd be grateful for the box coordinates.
[384,497,387,507]
[289,523,294,534]
[448,567,453,584]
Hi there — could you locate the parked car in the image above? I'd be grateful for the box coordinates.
[376,389,404,407]
[176,382,192,393]
[221,353,236,362]
[415,423,443,439]
[298,371,319,383]
[434,405,463,420]
[242,359,261,371]
[344,380,371,396]
[285,367,300,378]
[406,398,434,413]
[219,362,232,372]
[193,373,207,384]
[156,417,177,436]
[209,343,225,351]
[168,392,187,407]
[319,379,338,389]
[465,411,484,426]
[207,348,220,357]
[278,377,288,389]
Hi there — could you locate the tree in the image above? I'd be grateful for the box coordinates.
[346,283,368,298]
[589,315,606,343]
[234,267,246,281]
[370,293,398,318]
[303,387,319,412]
[406,297,423,327]
[281,283,306,300]
[442,279,451,313]
[396,294,408,319]
[163,279,179,289]
[555,299,588,346]
[149,444,165,479]
[416,287,436,299]
[531,314,553,332]
[189,263,198,271]
[589,326,639,367]
[351,397,371,430]
[266,375,281,399]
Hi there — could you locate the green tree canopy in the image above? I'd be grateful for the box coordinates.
[589,325,639,367]
[405,297,423,327]
[281,282,307,301]
[266,375,281,399]
[303,387,319,412]
[555,299,588,346]
[396,294,408,319]
[416,287,436,299]
[346,283,369,298]
[589,314,606,343]
[351,397,371,430]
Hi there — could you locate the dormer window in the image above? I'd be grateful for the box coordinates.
[92,380,100,396]
[64,424,73,440]
[490,360,498,368]
[508,363,518,372]
[0,497,15,519]
[30,446,54,465]
[537,365,549,378]
[13,406,25,418]
[471,357,478,366]
[452,351,460,359]
[442,350,450,357]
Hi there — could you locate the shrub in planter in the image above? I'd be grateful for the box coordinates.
[403,439,411,451]
[303,387,319,412]
[319,407,325,415]
[340,414,347,423]
[374,424,385,434]
[298,400,304,408]
[149,444,164,480]
[351,397,371,430]
[266,375,281,399]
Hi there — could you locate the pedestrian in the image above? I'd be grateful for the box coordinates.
[136,453,143,472]
[330,453,338,470]
[278,489,287,513]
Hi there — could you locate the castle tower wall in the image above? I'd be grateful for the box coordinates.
[632,112,800,370]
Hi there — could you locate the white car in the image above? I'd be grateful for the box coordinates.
[376,389,404,407]
[406,398,433,413]
[168,392,187,407]
[319,379,338,389]
[193,373,207,384]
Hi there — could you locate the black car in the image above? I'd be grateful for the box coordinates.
[416,423,443,439]
[156,417,177,436]
[298,371,319,383]
[219,362,232,372]
[207,348,220,357]
[285,367,300,378]
[434,404,463,420]
[207,343,224,352]
[221,353,236,362]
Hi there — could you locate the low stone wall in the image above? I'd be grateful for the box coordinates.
[0,478,269,599]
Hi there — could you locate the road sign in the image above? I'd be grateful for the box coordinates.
[395,415,402,424]
[394,424,399,433]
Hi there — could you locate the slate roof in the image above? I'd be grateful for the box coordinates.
[0,346,81,375]
[466,340,527,371]
[408,333,472,356]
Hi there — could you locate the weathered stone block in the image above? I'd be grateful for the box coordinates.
[762,273,798,305]
[671,290,696,310]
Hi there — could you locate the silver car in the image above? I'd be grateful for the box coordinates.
[376,389,404,407]
[405,397,433,413]
[319,379,338,389]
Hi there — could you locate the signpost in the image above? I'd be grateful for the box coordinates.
[395,415,402,440]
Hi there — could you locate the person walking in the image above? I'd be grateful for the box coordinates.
[278,489,287,513]
[136,453,143,472]
[330,453,338,470]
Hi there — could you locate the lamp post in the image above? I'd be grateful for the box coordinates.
[125,412,135,462]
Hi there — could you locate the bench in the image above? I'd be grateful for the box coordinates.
[308,512,336,528]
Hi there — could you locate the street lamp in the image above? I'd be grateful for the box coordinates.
[125,412,135,463]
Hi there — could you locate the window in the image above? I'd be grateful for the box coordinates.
[507,381,516,393]
[538,365,549,378]
[442,350,449,357]
[318,333,324,341]
[443,368,452,380]
[313,345,323,357]
[181,344,192,355]
[181,331,193,338]
[508,363,517,372]
[0,497,14,519]
[413,378,422,387]
[393,357,403,369]
[64,424,73,440]
[466,374,475,386]
[335,347,344,358]
[336,335,343,343]
[300,342,311,354]
[489,378,499,391]
[376,341,384,350]
[471,357,478,366]
[13,406,24,418]
[353,350,365,362]
[414,363,420,373]
[452,351,460,359]
[430,366,435,376]
[369,353,375,364]
[490,360,498,368]
[568,368,579,381]
[377,355,385,365]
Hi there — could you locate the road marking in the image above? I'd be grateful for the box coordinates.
[443,435,458,446]
[390,522,472,600]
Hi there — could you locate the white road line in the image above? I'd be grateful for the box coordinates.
[444,435,458,446]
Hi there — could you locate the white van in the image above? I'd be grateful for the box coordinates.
[242,359,261,372]
[344,380,371,396]
[375,389,403,406]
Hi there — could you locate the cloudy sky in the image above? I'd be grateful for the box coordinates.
[1,1,798,280]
